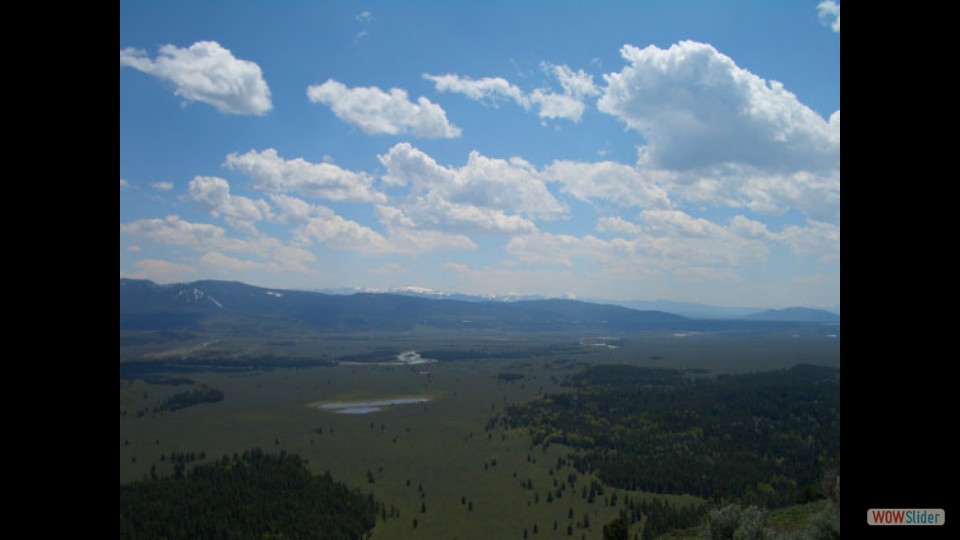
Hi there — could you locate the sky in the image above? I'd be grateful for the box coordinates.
[120,0,840,309]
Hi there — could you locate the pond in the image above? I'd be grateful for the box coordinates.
[311,397,430,414]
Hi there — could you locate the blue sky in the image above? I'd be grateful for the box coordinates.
[120,0,840,308]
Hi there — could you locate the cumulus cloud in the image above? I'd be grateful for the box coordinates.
[120,215,245,252]
[120,179,129,190]
[548,63,600,100]
[298,206,474,254]
[262,193,475,254]
[151,181,174,191]
[546,160,671,209]
[510,210,780,271]
[120,215,318,273]
[129,259,197,283]
[225,148,385,203]
[377,143,565,234]
[425,74,528,107]
[639,209,728,238]
[307,80,461,138]
[298,209,390,252]
[268,194,318,224]
[188,176,271,232]
[777,220,840,260]
[375,206,479,252]
[635,210,772,266]
[596,216,644,237]
[356,11,372,22]
[507,232,630,267]
[817,1,840,33]
[729,215,775,240]
[585,41,841,222]
[424,63,598,123]
[599,41,839,172]
[119,41,272,115]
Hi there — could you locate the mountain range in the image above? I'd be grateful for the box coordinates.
[120,279,839,334]
[120,279,688,333]
[316,285,839,320]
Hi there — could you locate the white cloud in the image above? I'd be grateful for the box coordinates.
[129,259,197,283]
[546,160,671,208]
[380,219,478,253]
[635,210,771,266]
[307,80,461,138]
[120,215,246,252]
[639,209,727,238]
[120,178,129,190]
[729,215,775,240]
[548,158,838,222]
[225,148,385,203]
[373,204,478,252]
[587,41,840,222]
[263,192,475,254]
[817,1,841,33]
[424,74,528,107]
[188,176,271,232]
[297,206,475,254]
[377,143,566,234]
[298,209,391,252]
[530,89,586,122]
[651,166,841,222]
[151,181,174,191]
[596,216,644,236]
[425,64,598,123]
[356,11,372,22]
[511,210,774,270]
[599,41,839,172]
[126,245,142,252]
[268,193,318,224]
[121,215,318,273]
[196,250,318,280]
[547,63,600,100]
[777,220,840,260]
[507,232,623,267]
[120,41,272,116]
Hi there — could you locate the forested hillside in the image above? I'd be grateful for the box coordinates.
[119,449,378,540]
[498,365,840,509]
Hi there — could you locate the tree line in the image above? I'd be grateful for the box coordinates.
[496,364,840,509]
[119,448,377,539]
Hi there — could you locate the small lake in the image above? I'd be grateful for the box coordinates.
[312,397,430,415]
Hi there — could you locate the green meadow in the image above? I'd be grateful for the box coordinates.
[119,329,839,539]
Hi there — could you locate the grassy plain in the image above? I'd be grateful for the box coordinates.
[119,328,839,539]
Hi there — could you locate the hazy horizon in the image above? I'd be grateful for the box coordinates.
[120,275,840,314]
[120,1,840,310]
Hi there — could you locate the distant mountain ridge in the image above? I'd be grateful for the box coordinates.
[316,286,839,319]
[120,278,689,333]
[316,286,548,303]
[741,307,840,322]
